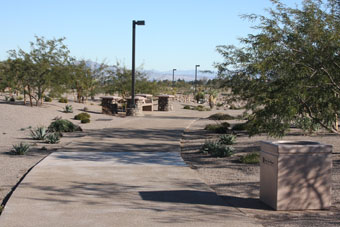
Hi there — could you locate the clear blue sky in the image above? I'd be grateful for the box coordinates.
[0,0,301,71]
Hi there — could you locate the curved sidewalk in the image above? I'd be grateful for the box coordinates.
[0,108,262,227]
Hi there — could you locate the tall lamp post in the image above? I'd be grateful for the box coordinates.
[129,20,145,115]
[194,64,200,93]
[172,68,176,87]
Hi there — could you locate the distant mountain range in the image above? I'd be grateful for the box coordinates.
[144,69,217,81]
[83,60,217,81]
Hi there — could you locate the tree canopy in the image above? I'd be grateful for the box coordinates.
[216,0,340,137]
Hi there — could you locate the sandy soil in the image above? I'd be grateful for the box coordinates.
[181,113,340,227]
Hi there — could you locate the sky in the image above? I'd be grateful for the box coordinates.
[0,0,302,72]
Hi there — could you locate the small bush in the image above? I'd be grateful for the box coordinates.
[204,122,230,133]
[218,134,236,145]
[216,102,224,107]
[44,96,52,102]
[209,113,235,120]
[74,113,90,120]
[81,118,90,124]
[45,133,60,144]
[5,96,9,101]
[232,123,247,131]
[58,97,68,103]
[63,104,73,113]
[83,107,89,111]
[189,105,211,111]
[30,127,48,140]
[48,119,82,133]
[16,96,23,101]
[183,105,191,110]
[11,142,30,155]
[239,152,260,164]
[200,140,234,157]
[10,97,15,102]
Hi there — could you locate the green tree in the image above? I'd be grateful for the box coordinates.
[216,0,340,137]
[103,63,159,97]
[68,60,106,103]
[7,36,70,106]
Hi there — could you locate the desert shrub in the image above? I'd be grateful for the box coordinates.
[196,105,205,111]
[30,127,48,140]
[45,133,60,144]
[204,122,230,133]
[81,118,90,124]
[183,105,191,110]
[74,113,90,120]
[10,97,15,102]
[5,96,9,101]
[216,102,224,107]
[48,119,82,133]
[295,117,320,133]
[232,123,248,131]
[239,152,260,164]
[58,97,68,103]
[63,104,73,113]
[83,107,89,111]
[200,140,234,157]
[44,96,52,102]
[16,96,23,101]
[218,134,236,145]
[195,92,205,103]
[11,142,30,155]
[209,113,235,120]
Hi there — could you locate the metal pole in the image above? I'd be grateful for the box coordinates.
[172,69,176,87]
[131,20,136,108]
[195,65,200,93]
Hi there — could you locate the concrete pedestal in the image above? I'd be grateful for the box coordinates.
[158,95,174,111]
[260,141,332,210]
[126,97,145,116]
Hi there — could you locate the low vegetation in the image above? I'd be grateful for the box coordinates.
[232,123,248,131]
[200,140,234,157]
[44,132,60,144]
[209,113,235,120]
[44,96,52,102]
[239,152,260,164]
[58,97,68,103]
[11,142,30,155]
[63,104,73,113]
[183,105,210,111]
[204,122,230,134]
[218,134,236,145]
[81,118,90,124]
[48,118,82,133]
[30,126,48,140]
[74,112,90,120]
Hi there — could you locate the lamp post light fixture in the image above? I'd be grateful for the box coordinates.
[129,20,145,116]
[194,64,200,93]
[172,69,176,87]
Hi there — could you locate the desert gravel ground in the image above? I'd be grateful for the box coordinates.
[181,112,340,227]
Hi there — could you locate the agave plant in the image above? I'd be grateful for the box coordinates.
[63,104,73,113]
[30,126,48,140]
[200,140,234,157]
[218,134,236,145]
[45,133,60,144]
[11,142,30,155]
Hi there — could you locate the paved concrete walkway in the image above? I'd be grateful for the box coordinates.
[0,106,262,226]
